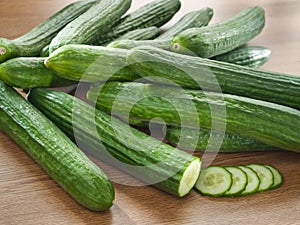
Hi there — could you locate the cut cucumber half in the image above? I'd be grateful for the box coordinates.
[264,165,283,190]
[246,164,274,192]
[224,166,248,196]
[194,166,232,196]
[238,166,260,195]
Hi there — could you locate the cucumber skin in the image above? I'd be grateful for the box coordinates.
[28,88,201,197]
[49,0,132,53]
[45,44,139,82]
[156,7,213,40]
[0,81,114,211]
[171,6,265,58]
[93,0,181,45]
[87,81,300,152]
[166,127,277,153]
[107,39,171,50]
[0,57,75,89]
[214,45,271,68]
[127,46,300,110]
[114,26,160,42]
[0,0,97,63]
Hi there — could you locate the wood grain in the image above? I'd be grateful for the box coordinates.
[0,1,299,224]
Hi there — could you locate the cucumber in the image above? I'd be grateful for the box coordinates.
[107,39,171,50]
[0,81,114,211]
[45,44,139,82]
[246,164,274,192]
[166,126,277,152]
[28,88,202,197]
[0,0,97,63]
[92,0,181,46]
[114,26,160,42]
[194,166,232,196]
[0,57,75,89]
[156,7,213,40]
[127,46,300,110]
[214,45,271,68]
[171,6,265,58]
[224,166,248,196]
[264,165,283,189]
[238,166,260,195]
[49,0,132,53]
[87,81,300,152]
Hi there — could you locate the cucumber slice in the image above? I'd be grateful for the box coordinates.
[246,164,274,192]
[264,165,283,189]
[238,166,260,195]
[224,166,248,196]
[194,166,232,196]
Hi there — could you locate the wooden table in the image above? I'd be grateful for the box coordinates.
[0,1,299,224]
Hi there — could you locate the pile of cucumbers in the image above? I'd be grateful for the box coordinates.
[0,0,298,211]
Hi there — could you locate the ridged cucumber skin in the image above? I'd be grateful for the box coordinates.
[45,44,139,82]
[127,46,300,110]
[92,0,181,46]
[87,81,300,152]
[166,127,277,152]
[0,81,114,211]
[214,45,271,68]
[156,7,213,40]
[107,39,171,50]
[49,0,131,53]
[0,0,97,63]
[28,88,201,197]
[0,57,75,89]
[114,26,160,42]
[171,6,265,58]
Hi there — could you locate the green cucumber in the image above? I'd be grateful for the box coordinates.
[194,166,232,196]
[171,6,265,58]
[92,0,181,46]
[0,57,75,89]
[87,81,300,152]
[49,0,131,53]
[246,164,274,192]
[238,166,260,195]
[214,45,271,68]
[156,7,213,40]
[0,0,97,63]
[28,88,202,197]
[166,127,277,152]
[114,26,160,42]
[224,166,248,196]
[0,81,114,211]
[264,165,283,189]
[127,46,300,110]
[107,39,171,50]
[45,44,139,82]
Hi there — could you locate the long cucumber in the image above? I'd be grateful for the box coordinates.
[0,81,114,211]
[0,0,97,63]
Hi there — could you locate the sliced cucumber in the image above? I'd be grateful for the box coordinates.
[224,166,248,196]
[246,164,274,192]
[194,166,232,196]
[238,166,260,195]
[264,165,283,190]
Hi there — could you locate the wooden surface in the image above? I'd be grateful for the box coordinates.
[0,1,299,224]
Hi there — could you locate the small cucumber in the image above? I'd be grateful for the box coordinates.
[28,88,202,197]
[195,166,232,196]
[171,6,265,58]
[214,45,271,68]
[224,166,248,196]
[0,81,114,211]
[49,0,132,53]
[0,0,97,63]
[93,0,181,45]
[238,166,260,195]
[114,26,160,42]
[246,164,274,192]
[0,57,75,89]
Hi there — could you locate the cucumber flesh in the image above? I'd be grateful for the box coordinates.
[195,166,232,196]
[246,164,274,192]
[224,166,248,196]
[264,165,283,189]
[238,166,260,195]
